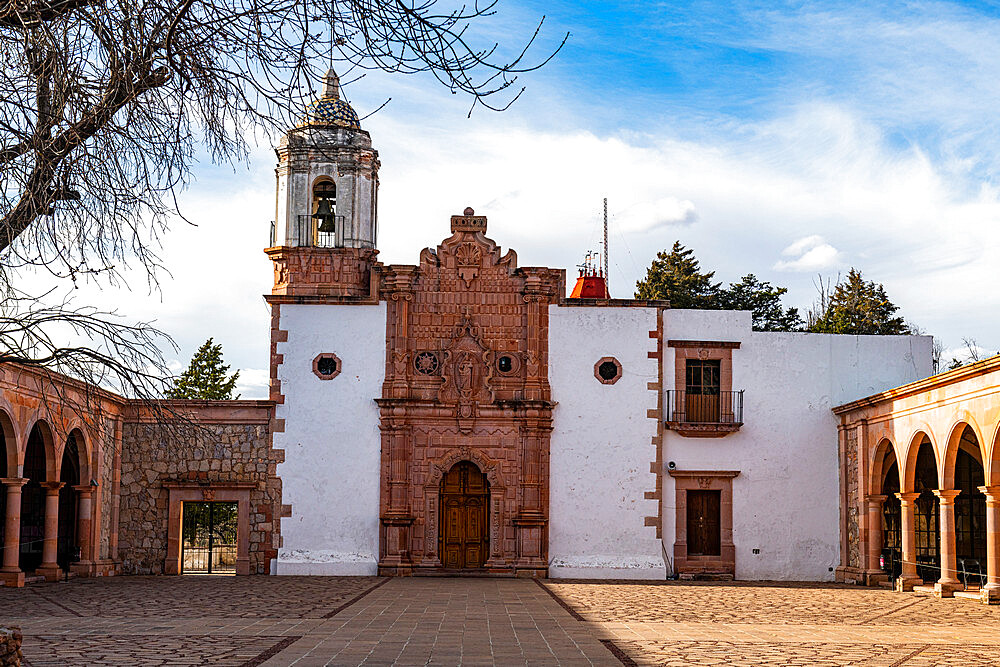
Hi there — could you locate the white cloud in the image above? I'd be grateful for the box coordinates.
[235,368,269,400]
[614,197,698,233]
[774,235,842,272]
[19,99,1000,391]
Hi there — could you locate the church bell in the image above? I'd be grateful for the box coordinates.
[314,198,336,233]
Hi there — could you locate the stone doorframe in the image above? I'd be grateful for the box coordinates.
[422,448,506,569]
[669,470,740,578]
[163,482,254,576]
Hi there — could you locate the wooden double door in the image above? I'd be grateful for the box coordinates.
[439,461,489,569]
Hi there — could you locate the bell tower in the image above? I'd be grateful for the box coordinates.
[266,68,380,298]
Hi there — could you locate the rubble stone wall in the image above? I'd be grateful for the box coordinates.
[118,402,279,575]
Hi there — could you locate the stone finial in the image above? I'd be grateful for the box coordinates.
[451,208,487,234]
[322,68,340,99]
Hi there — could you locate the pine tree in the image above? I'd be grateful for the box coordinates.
[167,338,240,400]
[808,269,909,335]
[634,241,721,308]
[719,274,804,332]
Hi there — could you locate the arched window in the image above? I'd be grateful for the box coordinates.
[312,180,338,247]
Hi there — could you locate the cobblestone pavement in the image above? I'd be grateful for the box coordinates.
[543,581,1000,666]
[2,577,1000,665]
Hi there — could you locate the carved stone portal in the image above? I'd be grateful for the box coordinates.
[376,212,561,577]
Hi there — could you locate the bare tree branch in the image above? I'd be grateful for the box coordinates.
[0,0,564,399]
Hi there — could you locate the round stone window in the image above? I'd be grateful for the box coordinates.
[312,353,342,380]
[496,354,519,376]
[594,356,622,385]
[414,351,440,375]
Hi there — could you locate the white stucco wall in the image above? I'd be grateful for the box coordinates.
[661,309,933,581]
[273,303,385,575]
[548,306,666,579]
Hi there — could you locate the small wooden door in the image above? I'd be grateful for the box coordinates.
[686,490,721,556]
[439,461,489,569]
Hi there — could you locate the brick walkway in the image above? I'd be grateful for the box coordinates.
[2,577,999,665]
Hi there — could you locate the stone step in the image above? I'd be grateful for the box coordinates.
[954,590,982,602]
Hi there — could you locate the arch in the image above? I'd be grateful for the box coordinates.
[58,433,83,569]
[61,426,93,483]
[0,408,10,551]
[20,422,52,572]
[426,447,504,492]
[953,447,986,564]
[311,177,337,214]
[902,429,937,493]
[909,436,941,582]
[423,448,505,567]
[942,417,987,490]
[21,418,57,482]
[869,437,898,496]
[0,406,17,476]
[989,420,1000,486]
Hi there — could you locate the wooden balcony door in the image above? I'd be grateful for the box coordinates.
[439,461,489,569]
[685,360,721,422]
[686,490,721,556]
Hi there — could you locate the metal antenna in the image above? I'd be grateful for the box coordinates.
[603,197,609,285]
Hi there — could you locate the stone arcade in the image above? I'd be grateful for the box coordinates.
[6,69,998,600]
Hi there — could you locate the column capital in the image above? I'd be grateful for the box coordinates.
[867,494,888,504]
[0,477,27,488]
[979,485,1000,501]
[72,484,95,496]
[40,481,65,492]
[933,489,962,503]
[896,492,920,503]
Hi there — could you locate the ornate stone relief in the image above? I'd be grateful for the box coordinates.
[455,242,483,287]
[439,315,495,432]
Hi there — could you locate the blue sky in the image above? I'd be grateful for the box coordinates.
[57,0,1000,395]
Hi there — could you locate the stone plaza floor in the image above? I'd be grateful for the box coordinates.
[2,576,1000,666]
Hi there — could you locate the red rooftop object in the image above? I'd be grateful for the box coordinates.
[569,251,609,299]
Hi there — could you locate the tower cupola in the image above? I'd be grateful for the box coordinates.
[271,68,379,250]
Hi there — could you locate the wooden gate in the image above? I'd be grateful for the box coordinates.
[686,490,721,556]
[439,461,489,569]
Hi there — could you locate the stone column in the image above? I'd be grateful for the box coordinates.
[36,482,65,581]
[0,478,27,587]
[70,485,94,575]
[865,494,887,584]
[979,486,1000,604]
[896,492,921,591]
[933,489,962,597]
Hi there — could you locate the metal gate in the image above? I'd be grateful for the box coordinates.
[181,501,238,574]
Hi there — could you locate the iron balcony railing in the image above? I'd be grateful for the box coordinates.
[293,214,374,249]
[665,390,743,425]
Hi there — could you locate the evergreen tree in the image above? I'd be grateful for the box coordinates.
[719,274,804,332]
[167,338,240,400]
[634,241,721,308]
[807,269,909,335]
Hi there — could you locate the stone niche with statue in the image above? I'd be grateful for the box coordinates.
[375,209,564,576]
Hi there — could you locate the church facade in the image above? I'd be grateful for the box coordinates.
[266,70,933,580]
[1,70,958,588]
